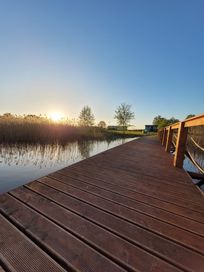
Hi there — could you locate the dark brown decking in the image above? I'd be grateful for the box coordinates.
[1,136,204,272]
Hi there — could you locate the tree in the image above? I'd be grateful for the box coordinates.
[168,117,179,124]
[78,106,95,126]
[186,114,195,119]
[153,115,164,126]
[98,121,106,129]
[153,115,179,129]
[114,103,135,128]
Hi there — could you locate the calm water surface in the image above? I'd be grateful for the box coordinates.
[183,157,204,191]
[0,138,136,194]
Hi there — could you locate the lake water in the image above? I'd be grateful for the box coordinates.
[183,157,204,191]
[0,138,136,194]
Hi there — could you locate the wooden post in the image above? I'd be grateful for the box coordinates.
[173,121,188,168]
[165,126,173,152]
[162,128,167,146]
[160,131,163,142]
[158,130,162,142]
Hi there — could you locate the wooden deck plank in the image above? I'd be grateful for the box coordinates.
[2,191,180,272]
[68,164,197,193]
[42,174,204,236]
[24,179,204,256]
[75,138,192,183]
[64,147,202,197]
[57,166,204,207]
[67,161,199,193]
[52,170,204,223]
[1,194,126,272]
[0,136,204,271]
[0,214,65,272]
[77,155,190,184]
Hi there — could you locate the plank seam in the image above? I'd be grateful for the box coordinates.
[24,183,204,261]
[53,171,204,221]
[60,169,204,209]
[45,176,204,236]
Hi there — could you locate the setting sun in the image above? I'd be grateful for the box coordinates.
[50,112,63,122]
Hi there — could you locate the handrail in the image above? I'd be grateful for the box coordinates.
[164,114,204,130]
[158,113,204,168]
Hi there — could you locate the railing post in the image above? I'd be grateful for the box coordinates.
[158,130,163,142]
[162,128,167,146]
[173,121,188,168]
[160,130,163,142]
[165,126,173,152]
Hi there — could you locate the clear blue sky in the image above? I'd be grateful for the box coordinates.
[0,0,203,128]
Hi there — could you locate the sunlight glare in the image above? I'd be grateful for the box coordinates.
[50,112,63,122]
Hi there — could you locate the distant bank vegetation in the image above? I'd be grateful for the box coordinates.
[0,113,105,143]
[0,104,139,143]
[1,105,188,143]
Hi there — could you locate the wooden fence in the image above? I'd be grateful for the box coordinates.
[158,114,204,168]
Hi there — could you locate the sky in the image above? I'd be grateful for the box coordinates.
[0,0,203,128]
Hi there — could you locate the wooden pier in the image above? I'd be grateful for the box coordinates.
[1,136,204,272]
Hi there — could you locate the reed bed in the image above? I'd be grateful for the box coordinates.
[0,114,129,143]
[0,115,110,143]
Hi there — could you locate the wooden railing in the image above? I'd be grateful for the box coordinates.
[158,113,204,168]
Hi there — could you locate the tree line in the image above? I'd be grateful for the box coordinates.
[153,114,195,129]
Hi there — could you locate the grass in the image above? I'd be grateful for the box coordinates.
[106,130,157,137]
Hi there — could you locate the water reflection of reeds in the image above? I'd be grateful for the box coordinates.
[0,141,95,168]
